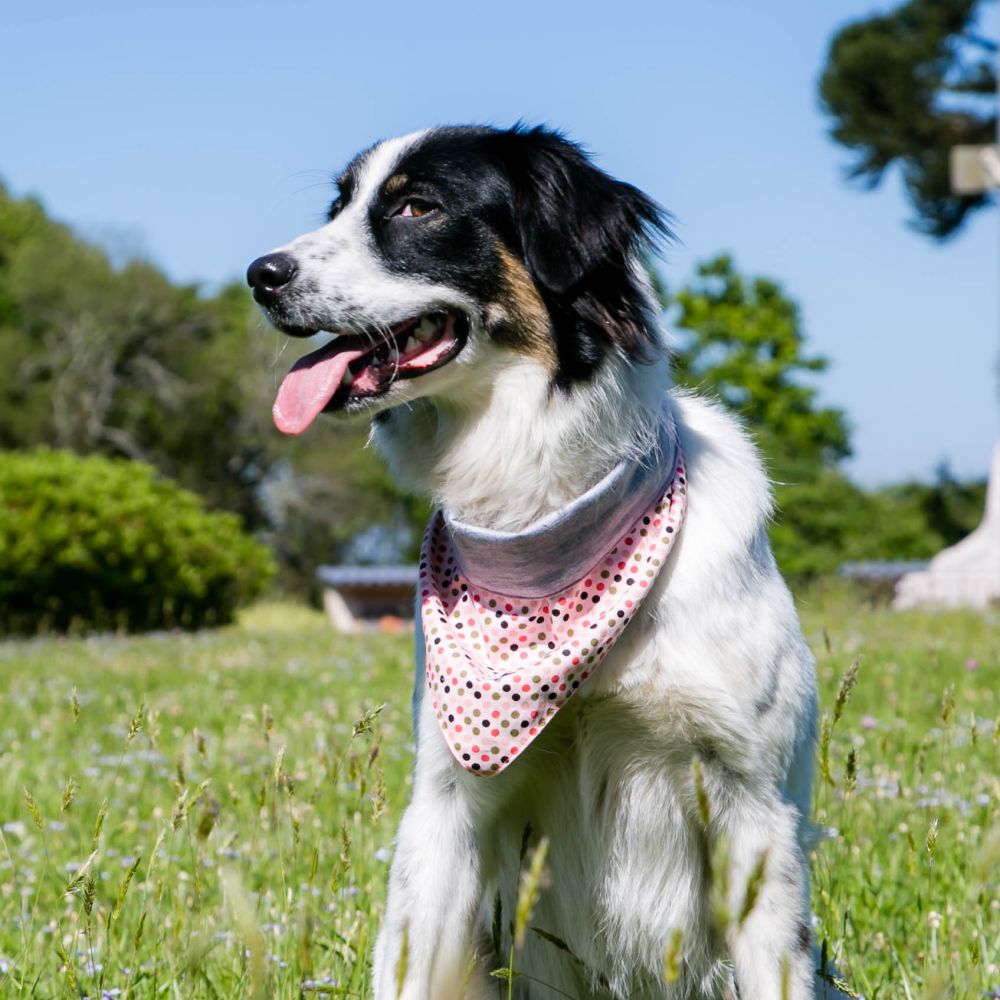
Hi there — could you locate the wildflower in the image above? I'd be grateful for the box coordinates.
[966,658,979,672]
[860,715,877,730]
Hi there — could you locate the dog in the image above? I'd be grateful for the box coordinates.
[249,124,832,999]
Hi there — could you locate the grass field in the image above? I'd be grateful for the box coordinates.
[0,592,997,999]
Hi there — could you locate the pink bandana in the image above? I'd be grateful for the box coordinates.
[418,455,687,776]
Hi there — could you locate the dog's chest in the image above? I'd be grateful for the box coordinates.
[474,690,722,997]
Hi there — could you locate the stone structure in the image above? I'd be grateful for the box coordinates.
[317,565,418,633]
[894,438,1000,610]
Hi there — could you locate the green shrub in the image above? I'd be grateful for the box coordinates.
[771,469,987,583]
[0,450,275,634]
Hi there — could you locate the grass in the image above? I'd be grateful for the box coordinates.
[802,586,999,999]
[0,591,997,998]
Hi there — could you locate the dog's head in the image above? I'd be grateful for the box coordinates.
[248,125,671,434]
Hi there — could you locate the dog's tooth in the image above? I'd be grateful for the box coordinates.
[415,317,436,341]
[405,336,418,353]
[341,369,353,386]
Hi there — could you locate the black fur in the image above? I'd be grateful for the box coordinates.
[488,124,673,369]
[337,125,673,384]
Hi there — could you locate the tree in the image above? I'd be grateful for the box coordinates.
[768,468,986,579]
[0,181,428,593]
[0,181,272,523]
[664,255,989,582]
[819,0,997,239]
[669,254,851,477]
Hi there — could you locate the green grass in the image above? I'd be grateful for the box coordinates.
[802,587,999,998]
[0,593,996,998]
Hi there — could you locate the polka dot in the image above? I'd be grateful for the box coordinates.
[420,459,687,777]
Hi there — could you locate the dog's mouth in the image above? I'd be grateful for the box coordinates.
[272,312,469,434]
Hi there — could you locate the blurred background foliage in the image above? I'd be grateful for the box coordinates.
[0,180,428,618]
[661,253,986,580]
[0,449,274,634]
[3,0,994,633]
[819,0,997,238]
[0,177,985,626]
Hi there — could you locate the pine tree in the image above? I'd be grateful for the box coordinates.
[819,0,997,239]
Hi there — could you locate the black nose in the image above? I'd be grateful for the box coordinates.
[246,252,298,305]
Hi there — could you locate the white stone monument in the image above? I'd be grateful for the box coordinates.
[894,438,1000,609]
[894,130,1000,611]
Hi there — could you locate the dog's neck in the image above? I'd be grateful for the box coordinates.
[374,350,672,533]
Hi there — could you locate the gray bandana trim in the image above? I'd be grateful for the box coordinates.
[443,415,679,599]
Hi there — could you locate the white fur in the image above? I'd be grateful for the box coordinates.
[263,135,839,998]
[372,364,829,1000]
[273,131,481,346]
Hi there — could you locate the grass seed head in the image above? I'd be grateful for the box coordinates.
[126,700,145,742]
[844,746,858,794]
[663,927,683,983]
[63,849,98,896]
[394,923,410,999]
[707,835,732,936]
[691,758,711,828]
[60,776,77,812]
[832,657,860,725]
[82,874,96,917]
[274,744,286,787]
[352,703,385,740]
[92,797,108,843]
[220,868,268,999]
[112,853,142,920]
[926,817,939,863]
[23,788,43,831]
[56,942,78,994]
[819,712,835,788]
[940,684,956,725]
[738,849,769,927]
[514,836,550,950]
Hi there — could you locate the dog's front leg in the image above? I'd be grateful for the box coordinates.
[720,792,816,999]
[373,695,487,1000]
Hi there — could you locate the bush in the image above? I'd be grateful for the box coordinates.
[0,450,275,634]
[771,469,987,583]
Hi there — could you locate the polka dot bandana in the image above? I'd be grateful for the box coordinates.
[419,455,688,776]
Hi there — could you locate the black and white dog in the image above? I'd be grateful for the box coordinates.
[249,125,829,999]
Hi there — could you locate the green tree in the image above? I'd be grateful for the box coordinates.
[0,182,272,524]
[0,181,428,592]
[663,255,990,582]
[669,254,851,477]
[819,0,998,239]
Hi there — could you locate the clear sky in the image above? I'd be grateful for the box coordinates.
[3,0,997,486]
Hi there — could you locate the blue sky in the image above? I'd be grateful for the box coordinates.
[3,0,997,485]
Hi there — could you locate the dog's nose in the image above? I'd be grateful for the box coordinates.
[246,252,298,305]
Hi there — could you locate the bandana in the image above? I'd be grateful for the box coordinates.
[418,432,688,776]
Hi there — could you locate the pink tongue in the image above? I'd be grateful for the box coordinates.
[272,339,366,435]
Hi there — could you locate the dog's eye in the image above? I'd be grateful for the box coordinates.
[393,199,435,219]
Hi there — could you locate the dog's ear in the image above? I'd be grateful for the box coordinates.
[491,124,673,359]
